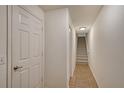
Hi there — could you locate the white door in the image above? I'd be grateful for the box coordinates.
[0,6,7,88]
[12,6,43,88]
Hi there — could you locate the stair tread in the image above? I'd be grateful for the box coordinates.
[77,59,88,60]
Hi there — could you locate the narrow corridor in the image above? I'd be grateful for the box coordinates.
[69,63,98,88]
[1,5,124,88]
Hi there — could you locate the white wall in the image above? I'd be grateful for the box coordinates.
[88,6,124,87]
[71,26,77,77]
[0,6,7,88]
[68,12,76,77]
[68,27,72,81]
[45,8,70,87]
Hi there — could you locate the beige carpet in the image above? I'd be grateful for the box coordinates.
[69,63,98,88]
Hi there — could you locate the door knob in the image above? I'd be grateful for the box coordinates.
[14,66,23,70]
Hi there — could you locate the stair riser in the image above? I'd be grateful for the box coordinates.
[77,59,88,61]
[77,56,88,58]
[77,60,88,62]
[76,58,88,60]
[77,56,87,58]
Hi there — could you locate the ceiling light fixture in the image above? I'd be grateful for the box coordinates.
[79,27,86,31]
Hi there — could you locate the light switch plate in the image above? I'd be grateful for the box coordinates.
[0,57,4,65]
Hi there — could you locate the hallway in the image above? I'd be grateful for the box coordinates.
[69,63,98,88]
[1,5,124,88]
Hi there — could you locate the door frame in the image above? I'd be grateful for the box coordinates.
[7,5,12,88]
[7,5,45,88]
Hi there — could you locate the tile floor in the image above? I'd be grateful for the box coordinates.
[69,63,98,88]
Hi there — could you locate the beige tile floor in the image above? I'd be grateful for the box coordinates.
[69,63,98,88]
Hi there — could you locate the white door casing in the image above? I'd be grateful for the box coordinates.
[12,6,43,88]
[0,6,7,88]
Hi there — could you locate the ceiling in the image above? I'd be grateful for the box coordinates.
[41,5,102,35]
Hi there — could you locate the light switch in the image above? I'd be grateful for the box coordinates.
[0,57,4,65]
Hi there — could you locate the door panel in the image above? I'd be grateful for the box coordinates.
[29,12,43,88]
[20,69,29,88]
[20,31,30,59]
[0,68,6,87]
[12,6,43,88]
[30,65,40,87]
[32,34,40,57]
